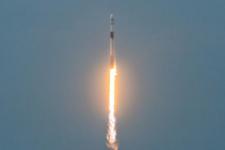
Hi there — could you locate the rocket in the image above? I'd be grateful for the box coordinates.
[107,14,118,150]
[109,14,115,68]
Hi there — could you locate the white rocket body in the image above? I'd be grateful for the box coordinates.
[109,14,115,68]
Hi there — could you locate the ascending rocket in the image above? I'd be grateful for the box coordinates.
[109,14,115,68]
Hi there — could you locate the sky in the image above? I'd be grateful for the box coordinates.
[1,0,225,150]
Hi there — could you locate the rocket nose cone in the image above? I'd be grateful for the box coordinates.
[110,14,114,25]
[110,14,114,20]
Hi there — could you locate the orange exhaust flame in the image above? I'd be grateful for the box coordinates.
[106,66,118,150]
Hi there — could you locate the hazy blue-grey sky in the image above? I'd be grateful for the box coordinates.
[1,0,225,149]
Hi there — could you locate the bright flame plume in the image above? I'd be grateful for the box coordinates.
[107,66,118,150]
